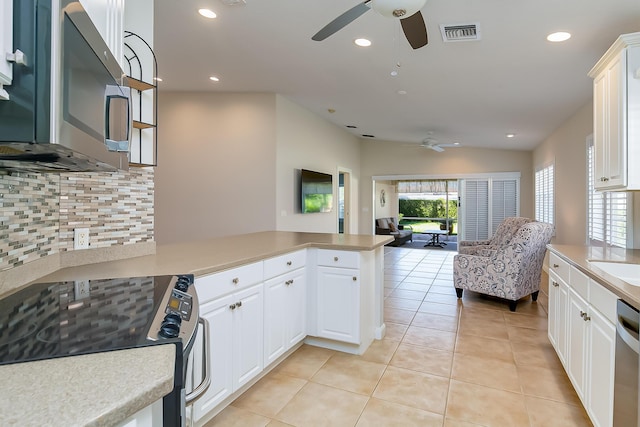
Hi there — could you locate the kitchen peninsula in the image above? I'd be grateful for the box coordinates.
[0,231,393,427]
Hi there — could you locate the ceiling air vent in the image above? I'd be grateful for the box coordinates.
[439,23,481,42]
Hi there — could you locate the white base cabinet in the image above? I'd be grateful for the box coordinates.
[192,265,264,422]
[316,265,360,344]
[190,246,384,426]
[264,268,306,365]
[548,252,617,427]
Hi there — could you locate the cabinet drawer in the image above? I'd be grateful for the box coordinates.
[317,249,360,269]
[264,250,306,279]
[589,279,618,324]
[196,261,263,303]
[570,266,589,301]
[549,252,570,284]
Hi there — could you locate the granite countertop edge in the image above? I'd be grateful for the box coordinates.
[547,244,640,310]
[0,345,176,427]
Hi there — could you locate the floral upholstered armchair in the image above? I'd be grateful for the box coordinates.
[453,221,554,311]
[458,217,534,256]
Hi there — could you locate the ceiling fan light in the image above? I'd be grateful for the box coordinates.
[370,0,427,18]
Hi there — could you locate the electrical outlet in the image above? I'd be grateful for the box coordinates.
[74,228,90,250]
[74,280,90,300]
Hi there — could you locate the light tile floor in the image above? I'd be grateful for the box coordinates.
[206,247,592,427]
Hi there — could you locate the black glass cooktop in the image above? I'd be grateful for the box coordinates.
[0,276,174,365]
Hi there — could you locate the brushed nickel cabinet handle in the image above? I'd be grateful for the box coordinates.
[236,301,242,308]
[553,264,559,268]
[552,281,559,287]
[229,303,236,310]
[232,278,239,285]
[334,256,339,262]
[287,261,292,266]
[352,276,357,281]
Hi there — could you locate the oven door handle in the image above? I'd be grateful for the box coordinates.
[617,315,640,355]
[185,317,211,405]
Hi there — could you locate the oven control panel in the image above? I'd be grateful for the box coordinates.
[165,288,193,321]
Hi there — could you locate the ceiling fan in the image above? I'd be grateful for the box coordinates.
[420,133,461,152]
[312,0,429,50]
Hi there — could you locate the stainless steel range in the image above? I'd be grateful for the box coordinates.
[0,274,210,426]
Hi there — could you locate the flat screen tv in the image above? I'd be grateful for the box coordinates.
[301,169,333,213]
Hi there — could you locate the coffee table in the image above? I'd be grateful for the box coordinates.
[421,230,448,248]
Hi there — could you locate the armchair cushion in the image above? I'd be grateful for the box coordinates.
[458,217,534,255]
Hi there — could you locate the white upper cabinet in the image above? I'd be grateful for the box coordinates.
[589,33,640,190]
[80,0,125,66]
[1,0,13,98]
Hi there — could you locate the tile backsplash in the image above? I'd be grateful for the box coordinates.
[0,168,154,272]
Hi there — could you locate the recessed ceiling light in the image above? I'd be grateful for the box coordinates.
[354,38,372,47]
[547,32,571,42]
[209,76,220,82]
[198,9,217,19]
[397,90,407,95]
[453,142,460,145]
[153,77,163,82]
[506,133,516,138]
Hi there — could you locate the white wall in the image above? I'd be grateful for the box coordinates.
[374,181,397,220]
[359,141,534,234]
[533,101,592,245]
[275,96,361,233]
[155,92,278,244]
[155,93,362,243]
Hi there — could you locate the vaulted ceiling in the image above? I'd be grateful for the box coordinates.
[154,0,640,150]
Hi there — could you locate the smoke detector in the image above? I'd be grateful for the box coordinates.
[440,23,481,42]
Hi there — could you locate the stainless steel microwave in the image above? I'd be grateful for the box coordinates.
[0,0,131,172]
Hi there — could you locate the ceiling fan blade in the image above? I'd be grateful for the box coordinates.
[312,1,372,41]
[400,11,428,49]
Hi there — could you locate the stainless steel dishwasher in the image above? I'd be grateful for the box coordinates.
[613,299,640,427]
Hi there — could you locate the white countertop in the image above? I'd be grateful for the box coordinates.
[547,244,640,310]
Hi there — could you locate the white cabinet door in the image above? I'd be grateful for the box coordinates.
[264,269,307,365]
[605,53,626,188]
[232,283,264,390]
[567,288,589,401]
[316,266,360,344]
[287,270,307,347]
[587,308,616,427]
[193,294,234,420]
[0,0,12,89]
[548,272,569,365]
[264,275,288,364]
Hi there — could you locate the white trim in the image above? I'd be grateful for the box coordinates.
[372,172,521,181]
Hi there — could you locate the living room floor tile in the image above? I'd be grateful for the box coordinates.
[373,365,449,414]
[355,398,444,427]
[389,342,453,378]
[275,382,368,427]
[411,311,459,332]
[402,325,457,352]
[446,380,530,426]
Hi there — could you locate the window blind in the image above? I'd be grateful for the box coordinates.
[535,164,554,225]
[587,141,627,248]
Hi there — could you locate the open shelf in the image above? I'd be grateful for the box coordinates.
[124,31,157,167]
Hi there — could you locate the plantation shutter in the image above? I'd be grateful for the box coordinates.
[535,164,554,225]
[460,180,489,241]
[459,177,520,241]
[587,139,628,248]
[490,179,519,235]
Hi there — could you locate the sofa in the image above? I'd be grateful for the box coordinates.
[375,217,413,246]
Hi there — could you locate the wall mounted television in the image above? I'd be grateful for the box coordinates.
[300,169,333,213]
